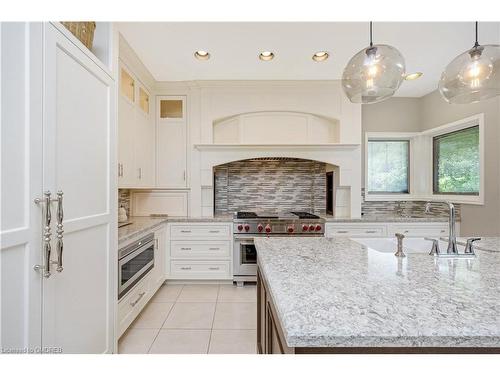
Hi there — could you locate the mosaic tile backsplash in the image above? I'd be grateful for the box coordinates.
[120,172,460,220]
[214,158,327,215]
[361,189,461,219]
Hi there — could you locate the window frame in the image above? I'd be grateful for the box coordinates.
[432,125,480,196]
[367,139,411,194]
[364,132,418,201]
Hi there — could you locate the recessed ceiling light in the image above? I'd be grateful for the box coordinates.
[312,51,329,62]
[194,50,210,60]
[259,51,275,61]
[404,72,423,81]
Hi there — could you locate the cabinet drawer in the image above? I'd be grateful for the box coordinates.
[118,272,152,338]
[171,241,231,259]
[170,260,231,280]
[170,224,231,239]
[326,225,386,237]
[388,224,448,238]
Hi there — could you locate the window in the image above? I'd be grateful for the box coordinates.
[367,140,409,194]
[433,125,479,195]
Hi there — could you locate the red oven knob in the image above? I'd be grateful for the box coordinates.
[257,223,264,232]
[315,224,322,231]
[287,225,294,233]
[302,224,309,231]
[237,224,243,231]
[244,224,250,232]
[265,224,271,233]
[309,224,315,231]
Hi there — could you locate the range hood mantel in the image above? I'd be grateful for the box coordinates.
[194,143,360,151]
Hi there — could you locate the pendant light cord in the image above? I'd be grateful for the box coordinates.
[369,21,373,47]
[474,21,479,48]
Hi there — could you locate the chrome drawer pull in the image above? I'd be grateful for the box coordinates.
[180,267,192,270]
[337,230,349,234]
[208,267,220,270]
[180,230,191,233]
[209,230,220,233]
[180,247,192,251]
[365,230,377,234]
[208,247,220,251]
[130,292,146,307]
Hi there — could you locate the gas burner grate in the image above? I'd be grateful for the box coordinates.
[290,211,320,219]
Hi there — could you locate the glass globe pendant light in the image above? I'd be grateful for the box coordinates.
[439,22,500,104]
[342,22,406,104]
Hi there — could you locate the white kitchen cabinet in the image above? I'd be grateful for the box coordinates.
[168,223,233,280]
[387,223,451,238]
[118,272,152,338]
[118,62,155,188]
[152,226,167,290]
[157,96,188,188]
[325,221,457,238]
[1,22,116,354]
[117,224,167,338]
[325,224,387,237]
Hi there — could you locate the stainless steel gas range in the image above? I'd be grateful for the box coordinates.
[233,211,325,285]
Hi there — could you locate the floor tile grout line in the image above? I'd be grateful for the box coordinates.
[146,327,162,354]
[147,300,176,353]
[207,284,221,354]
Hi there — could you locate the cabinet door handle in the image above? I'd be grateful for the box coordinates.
[337,230,349,234]
[55,191,64,272]
[208,267,220,271]
[138,167,142,179]
[209,230,220,233]
[180,230,191,233]
[180,247,192,251]
[183,171,186,181]
[180,266,192,270]
[34,191,53,278]
[365,230,377,234]
[130,292,146,307]
[208,247,220,251]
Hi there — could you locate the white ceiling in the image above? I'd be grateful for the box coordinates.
[117,22,500,97]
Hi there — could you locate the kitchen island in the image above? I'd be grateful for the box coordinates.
[254,237,500,354]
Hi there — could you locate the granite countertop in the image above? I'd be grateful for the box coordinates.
[254,236,500,348]
[118,215,233,245]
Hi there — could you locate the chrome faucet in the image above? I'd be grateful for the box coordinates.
[425,200,458,255]
[394,233,406,257]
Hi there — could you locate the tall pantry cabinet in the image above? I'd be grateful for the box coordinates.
[0,22,117,353]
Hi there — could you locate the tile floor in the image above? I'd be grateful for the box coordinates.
[118,283,257,354]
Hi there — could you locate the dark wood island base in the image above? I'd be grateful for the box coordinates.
[257,267,500,354]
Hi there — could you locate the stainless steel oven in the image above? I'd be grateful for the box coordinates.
[118,233,155,300]
[233,235,258,279]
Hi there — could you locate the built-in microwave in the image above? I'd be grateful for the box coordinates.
[118,233,155,300]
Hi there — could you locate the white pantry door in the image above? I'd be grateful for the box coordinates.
[0,22,43,353]
[41,23,115,353]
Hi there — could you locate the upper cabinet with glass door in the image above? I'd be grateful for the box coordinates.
[157,96,187,188]
[139,86,150,115]
[160,98,184,120]
[120,66,135,103]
